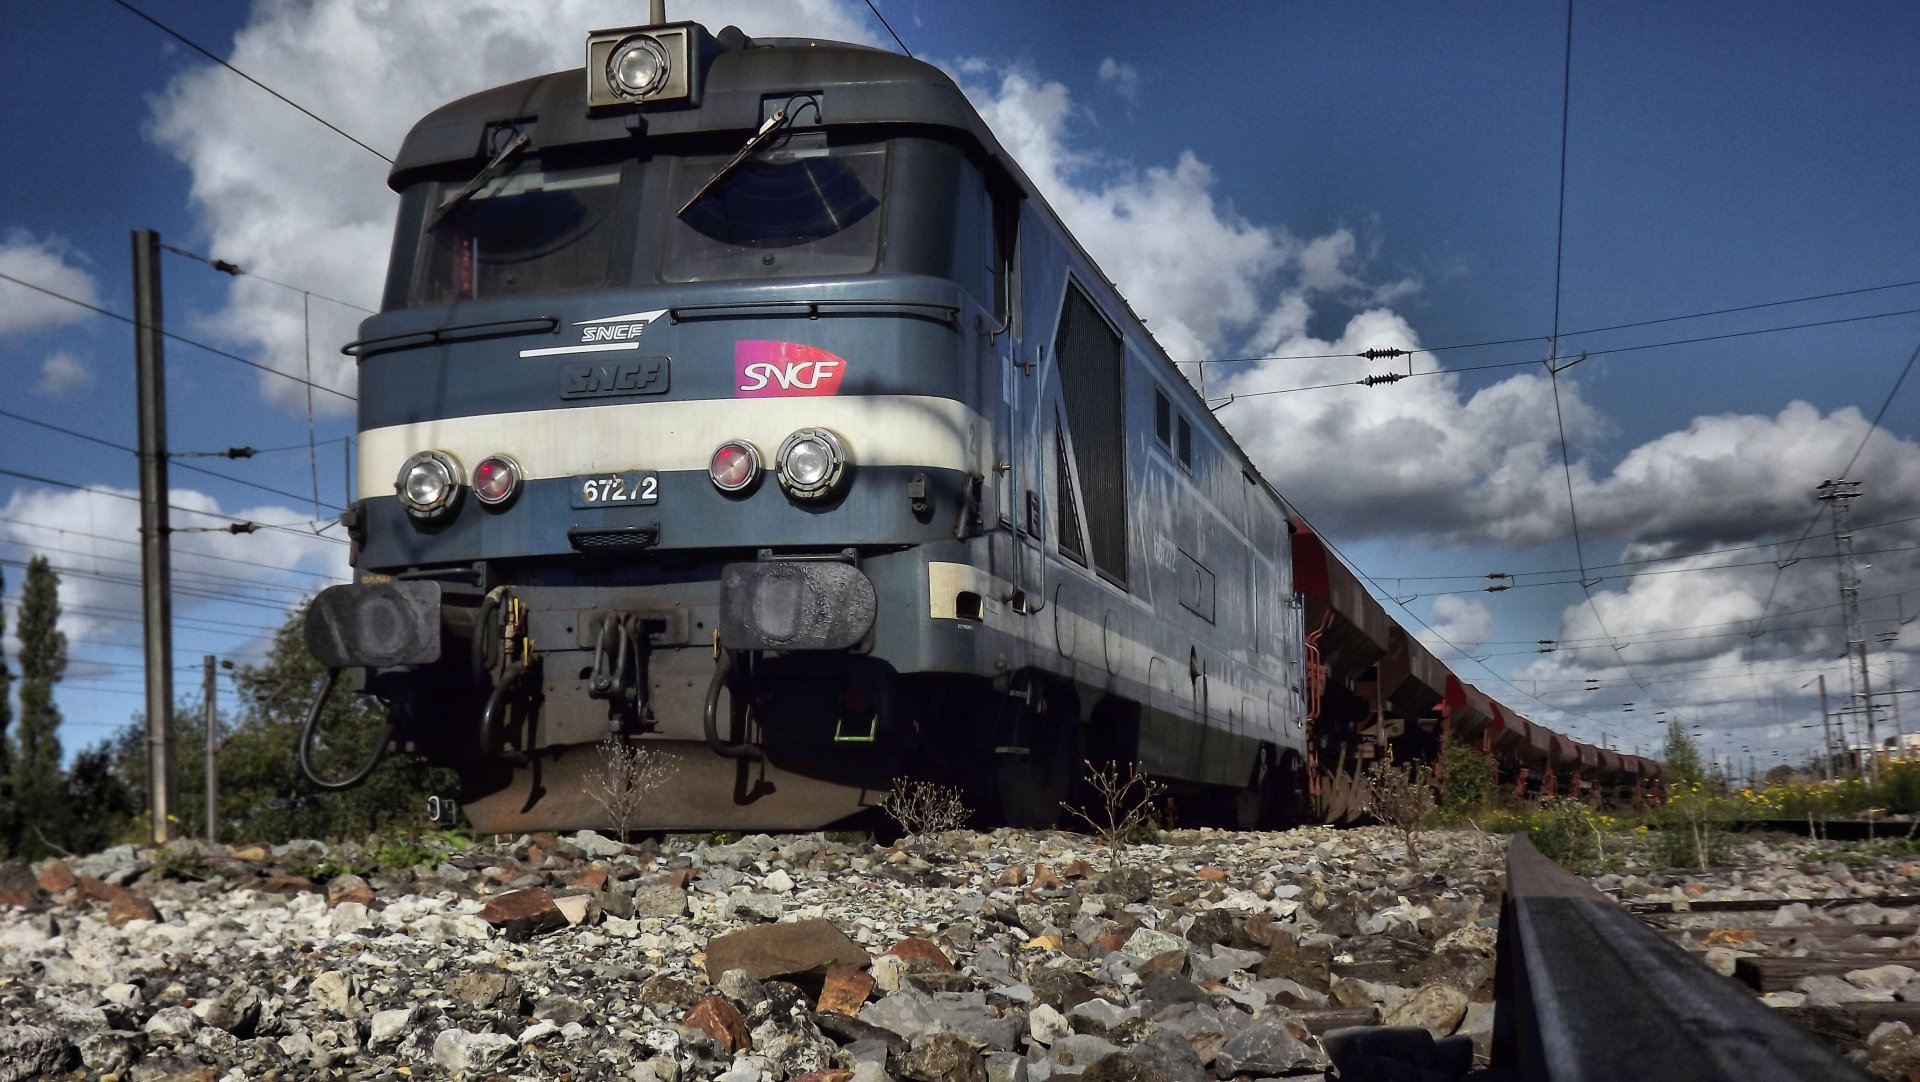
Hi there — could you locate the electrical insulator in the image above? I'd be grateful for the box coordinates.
[1358,348,1410,360]
[1357,373,1405,387]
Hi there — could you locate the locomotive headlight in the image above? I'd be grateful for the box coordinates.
[586,24,693,109]
[472,454,521,506]
[606,35,670,99]
[396,450,463,520]
[776,428,848,500]
[709,440,762,494]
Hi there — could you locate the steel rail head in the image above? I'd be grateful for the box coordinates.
[1492,835,1870,1082]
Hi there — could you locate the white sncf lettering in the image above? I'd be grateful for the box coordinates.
[571,309,667,345]
[740,359,842,391]
[581,323,653,342]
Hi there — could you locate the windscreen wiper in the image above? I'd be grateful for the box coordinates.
[427,131,531,231]
[676,108,791,218]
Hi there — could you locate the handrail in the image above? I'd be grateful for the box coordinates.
[667,298,958,327]
[341,316,560,357]
[1492,835,1868,1081]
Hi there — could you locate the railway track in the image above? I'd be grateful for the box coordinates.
[1477,836,1874,1080]
[1635,890,1920,1076]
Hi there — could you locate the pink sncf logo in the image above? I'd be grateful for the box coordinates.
[735,341,847,398]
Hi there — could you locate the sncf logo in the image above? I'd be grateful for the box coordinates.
[735,341,847,398]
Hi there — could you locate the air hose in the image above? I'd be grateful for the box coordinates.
[703,650,763,761]
[481,661,527,757]
[297,668,395,790]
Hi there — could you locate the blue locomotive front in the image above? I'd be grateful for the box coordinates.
[304,18,1308,832]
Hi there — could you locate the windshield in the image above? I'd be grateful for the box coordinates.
[412,159,621,304]
[664,136,887,281]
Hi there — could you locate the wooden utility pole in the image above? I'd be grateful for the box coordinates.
[133,229,175,844]
[203,655,218,845]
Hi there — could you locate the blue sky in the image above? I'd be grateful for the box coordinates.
[1,0,1917,774]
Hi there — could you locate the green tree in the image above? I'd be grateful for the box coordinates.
[59,742,140,853]
[9,557,66,856]
[217,604,453,841]
[50,603,457,853]
[1662,724,1705,787]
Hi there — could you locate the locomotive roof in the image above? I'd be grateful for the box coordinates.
[390,30,998,184]
[390,26,1295,517]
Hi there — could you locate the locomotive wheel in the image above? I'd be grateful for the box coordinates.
[1259,752,1310,830]
[987,683,1079,828]
[1228,748,1279,831]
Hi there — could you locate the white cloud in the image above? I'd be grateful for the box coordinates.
[37,350,92,395]
[1096,58,1140,101]
[148,0,878,413]
[958,65,1296,362]
[1422,595,1493,650]
[0,233,100,336]
[0,486,349,646]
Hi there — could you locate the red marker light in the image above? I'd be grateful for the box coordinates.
[473,454,520,505]
[709,441,761,493]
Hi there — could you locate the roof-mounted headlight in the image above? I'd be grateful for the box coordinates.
[587,25,694,108]
[396,450,463,520]
[607,35,670,99]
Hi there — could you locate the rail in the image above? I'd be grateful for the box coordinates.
[1491,834,1869,1080]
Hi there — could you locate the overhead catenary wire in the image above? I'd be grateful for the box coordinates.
[0,271,357,403]
[159,243,374,314]
[1378,511,1920,584]
[0,556,306,614]
[1743,336,1920,634]
[2,597,284,636]
[1188,276,1920,367]
[0,515,342,582]
[0,536,337,600]
[0,465,347,545]
[1214,306,1920,403]
[1411,542,1920,600]
[106,0,393,165]
[0,407,344,512]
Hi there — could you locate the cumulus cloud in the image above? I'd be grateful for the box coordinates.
[1096,58,1140,101]
[0,233,100,336]
[37,350,92,395]
[147,0,877,412]
[1422,595,1493,650]
[1500,504,1920,755]
[958,65,1296,362]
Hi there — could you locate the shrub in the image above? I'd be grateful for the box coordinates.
[1437,744,1497,812]
[1366,749,1439,863]
[881,777,971,842]
[1062,760,1167,872]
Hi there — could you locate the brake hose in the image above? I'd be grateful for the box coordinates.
[297,668,395,790]
[481,661,526,757]
[703,650,763,761]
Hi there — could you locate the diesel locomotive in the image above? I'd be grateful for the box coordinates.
[301,15,1313,833]
[302,14,1661,833]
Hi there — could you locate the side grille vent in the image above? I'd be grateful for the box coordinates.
[1053,283,1128,585]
